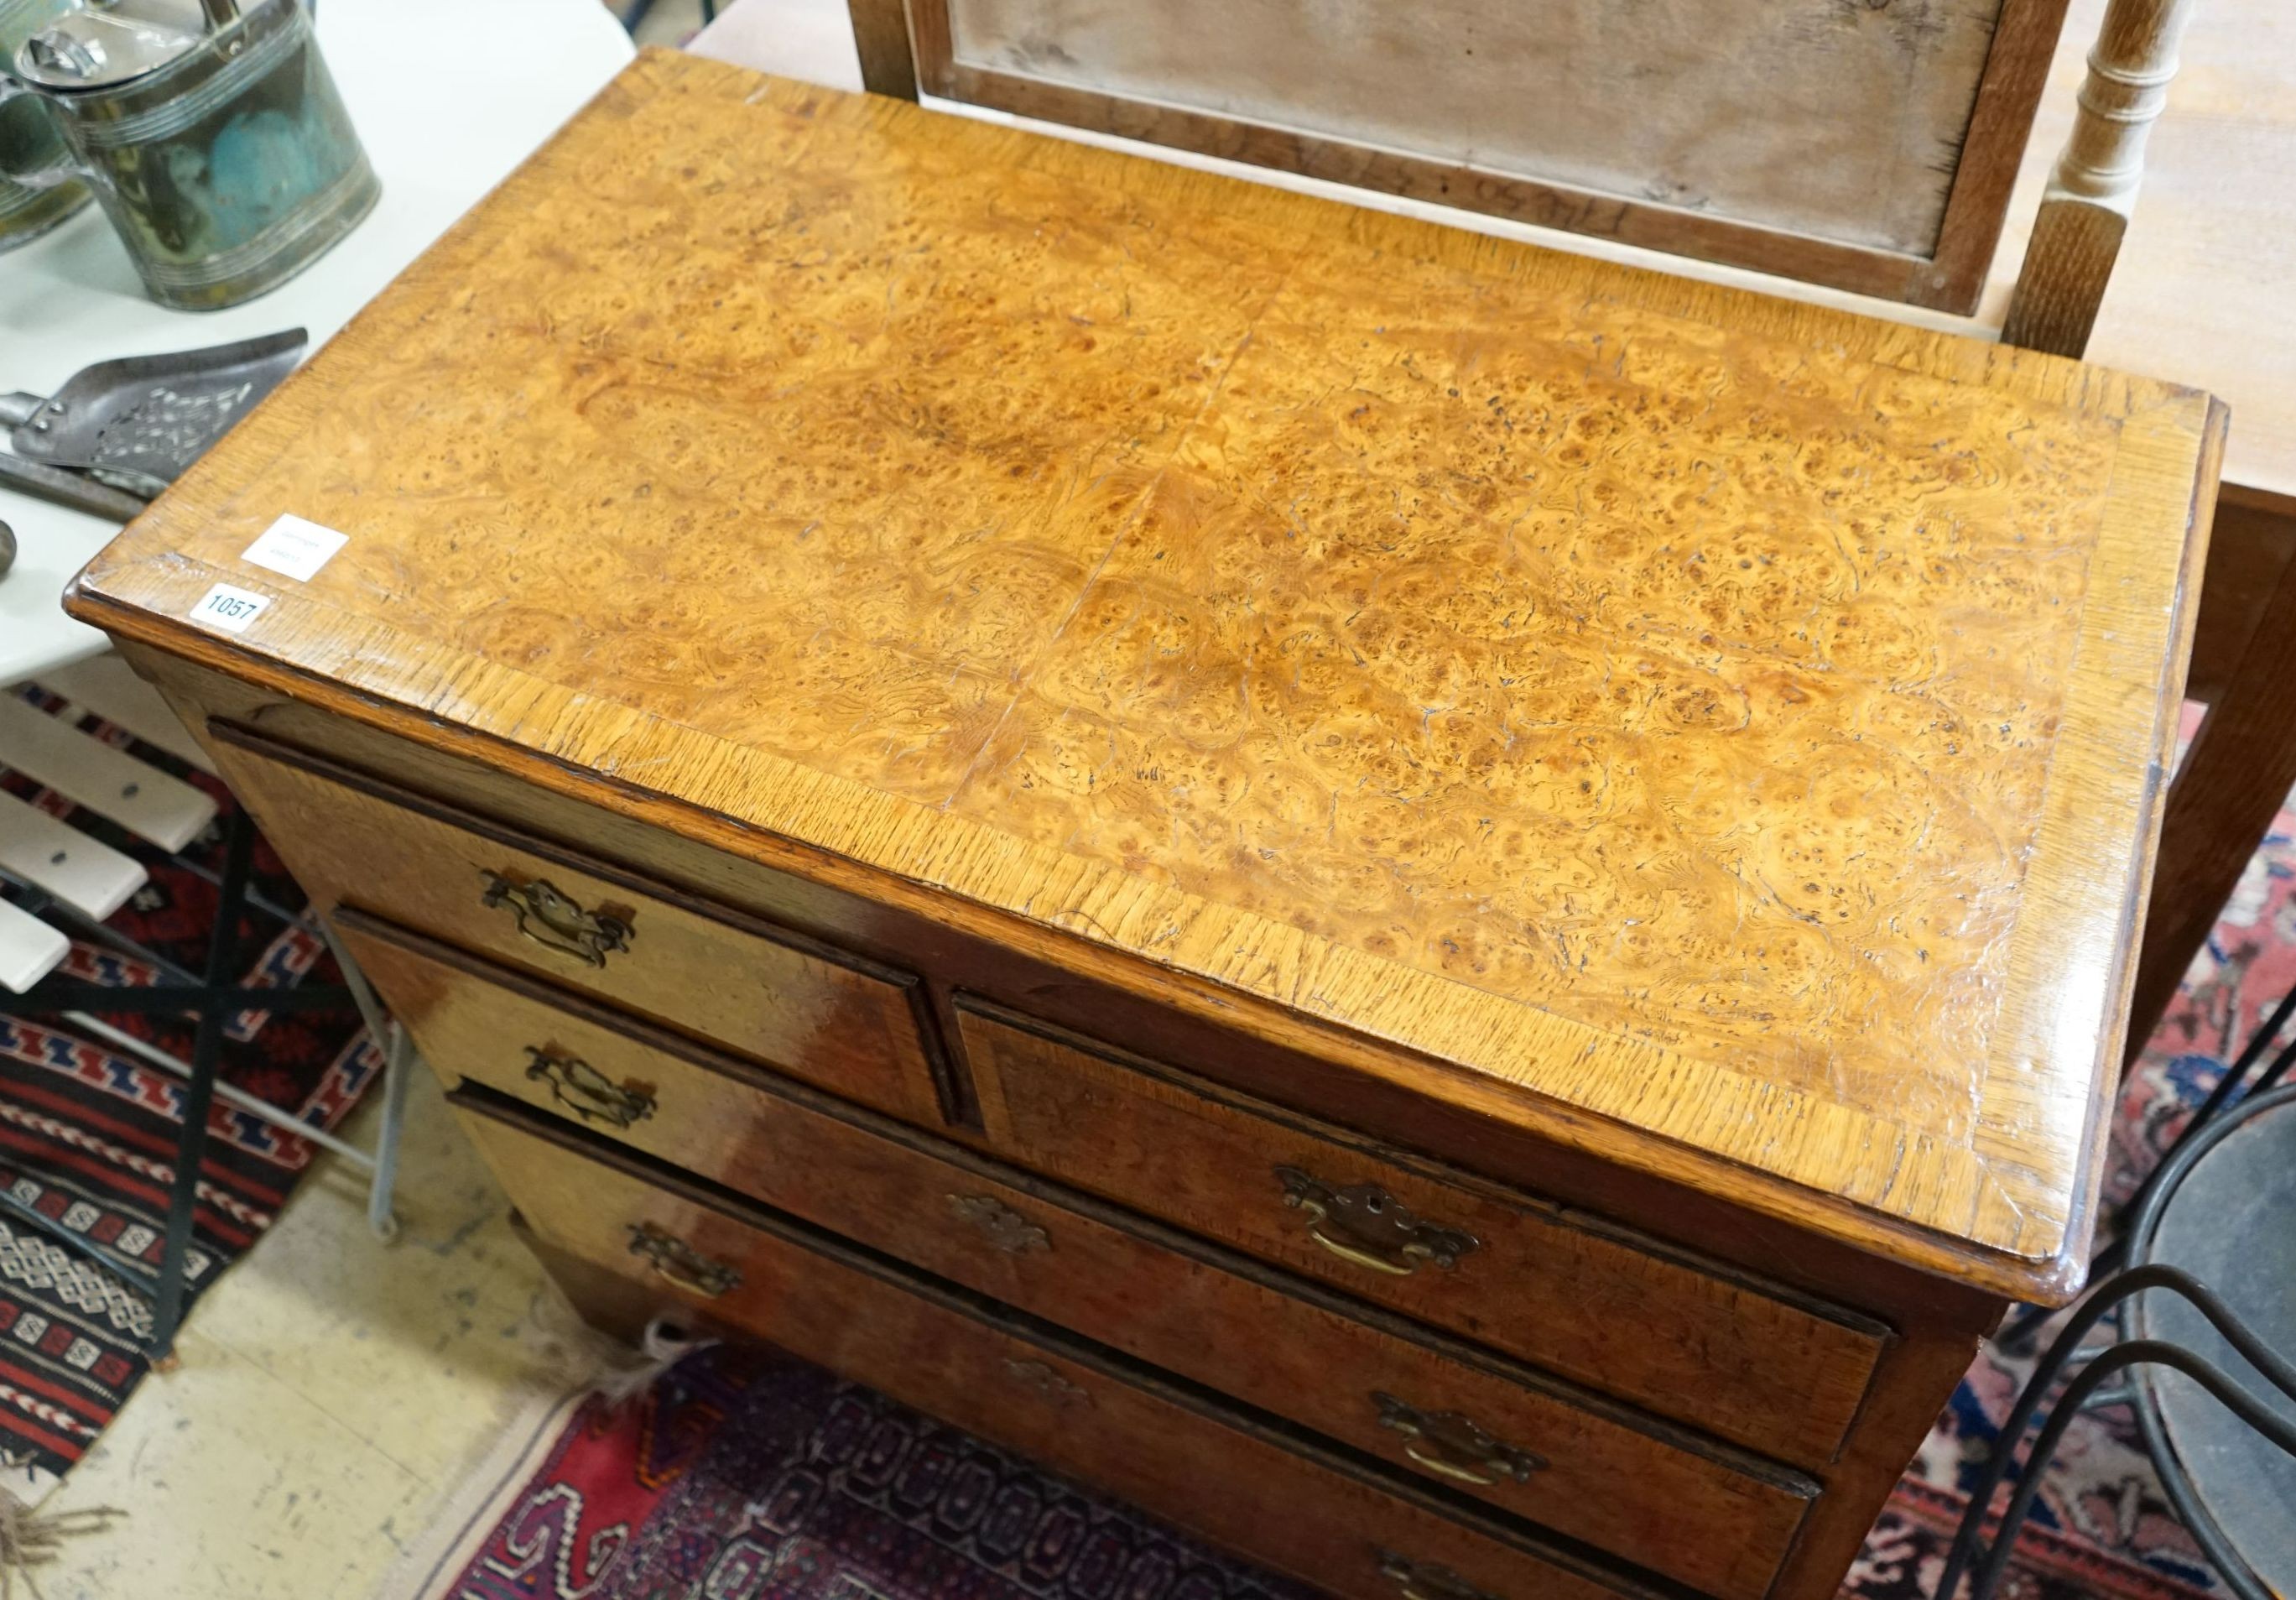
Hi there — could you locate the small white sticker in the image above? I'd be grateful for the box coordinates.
[240,513,347,582]
[188,581,272,634]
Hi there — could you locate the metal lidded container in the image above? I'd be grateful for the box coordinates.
[17,0,211,84]
[0,0,378,309]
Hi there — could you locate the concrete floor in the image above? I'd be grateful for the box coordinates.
[23,1066,616,1599]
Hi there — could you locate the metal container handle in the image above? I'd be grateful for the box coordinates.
[0,79,82,192]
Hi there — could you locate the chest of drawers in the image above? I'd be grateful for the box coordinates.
[65,50,2219,1600]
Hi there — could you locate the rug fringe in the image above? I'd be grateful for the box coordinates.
[593,1316,716,1410]
[0,1498,125,1600]
[368,1311,694,1600]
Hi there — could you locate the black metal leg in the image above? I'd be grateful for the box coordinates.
[1943,1267,2166,1600]
[1992,1306,2051,1355]
[1939,1263,2296,1600]
[1996,1237,2128,1352]
[0,814,362,1361]
[0,1186,162,1295]
[2000,981,2296,1352]
[2124,984,2296,1222]
[2252,1036,2296,1097]
[1960,1340,2296,1600]
[144,810,256,1362]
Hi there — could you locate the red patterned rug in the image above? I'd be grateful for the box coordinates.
[403,786,2296,1600]
[0,689,380,1502]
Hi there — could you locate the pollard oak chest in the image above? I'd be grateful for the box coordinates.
[68,50,2222,1600]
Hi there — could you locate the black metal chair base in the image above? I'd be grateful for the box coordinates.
[1939,1086,2296,1600]
[0,810,351,1360]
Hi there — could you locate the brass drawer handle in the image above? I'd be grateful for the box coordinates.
[1274,1165,1480,1276]
[1003,1358,1092,1409]
[480,869,633,967]
[627,1222,740,1298]
[948,1194,1051,1254]
[1379,1553,1504,1600]
[1373,1392,1545,1487]
[525,1045,656,1128]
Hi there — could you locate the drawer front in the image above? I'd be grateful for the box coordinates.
[351,917,1807,1599]
[456,1096,1675,1600]
[206,724,946,1123]
[960,998,1884,1470]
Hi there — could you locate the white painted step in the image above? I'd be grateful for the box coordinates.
[0,895,68,993]
[38,653,218,776]
[0,694,217,852]
[0,790,148,920]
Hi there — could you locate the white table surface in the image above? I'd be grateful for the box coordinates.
[0,0,633,687]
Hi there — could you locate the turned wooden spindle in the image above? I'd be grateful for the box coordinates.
[2002,0,2201,358]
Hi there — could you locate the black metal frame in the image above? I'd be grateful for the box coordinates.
[0,809,358,1360]
[1997,983,2296,1351]
[1938,1084,2296,1600]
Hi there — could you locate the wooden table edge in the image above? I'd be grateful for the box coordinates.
[58,53,2230,1305]
[67,572,2116,1306]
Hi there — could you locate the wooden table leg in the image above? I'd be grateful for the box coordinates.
[2126,494,2296,1066]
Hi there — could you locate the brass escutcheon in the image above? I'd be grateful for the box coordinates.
[1377,1552,1506,1600]
[1372,1392,1545,1487]
[479,869,632,967]
[947,1193,1052,1254]
[1002,1358,1091,1408]
[1274,1165,1480,1275]
[524,1045,656,1128]
[627,1222,740,1298]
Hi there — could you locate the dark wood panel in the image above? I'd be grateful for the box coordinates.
[925,57,1931,305]
[206,720,957,1126]
[2184,494,2296,705]
[117,610,2015,1600]
[1922,0,2075,310]
[2127,491,2296,1064]
[458,1092,1689,1600]
[903,0,2071,310]
[846,0,918,98]
[957,997,1884,1472]
[351,913,1809,1595]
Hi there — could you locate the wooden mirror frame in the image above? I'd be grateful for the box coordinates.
[847,0,2075,314]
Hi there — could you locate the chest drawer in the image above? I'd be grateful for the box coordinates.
[348,912,1809,1599]
[205,724,947,1123]
[958,998,1886,1471]
[456,1094,1679,1600]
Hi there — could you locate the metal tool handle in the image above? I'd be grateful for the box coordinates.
[523,1045,654,1128]
[0,451,151,521]
[479,870,631,967]
[0,78,82,191]
[627,1223,739,1298]
[1372,1393,1545,1487]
